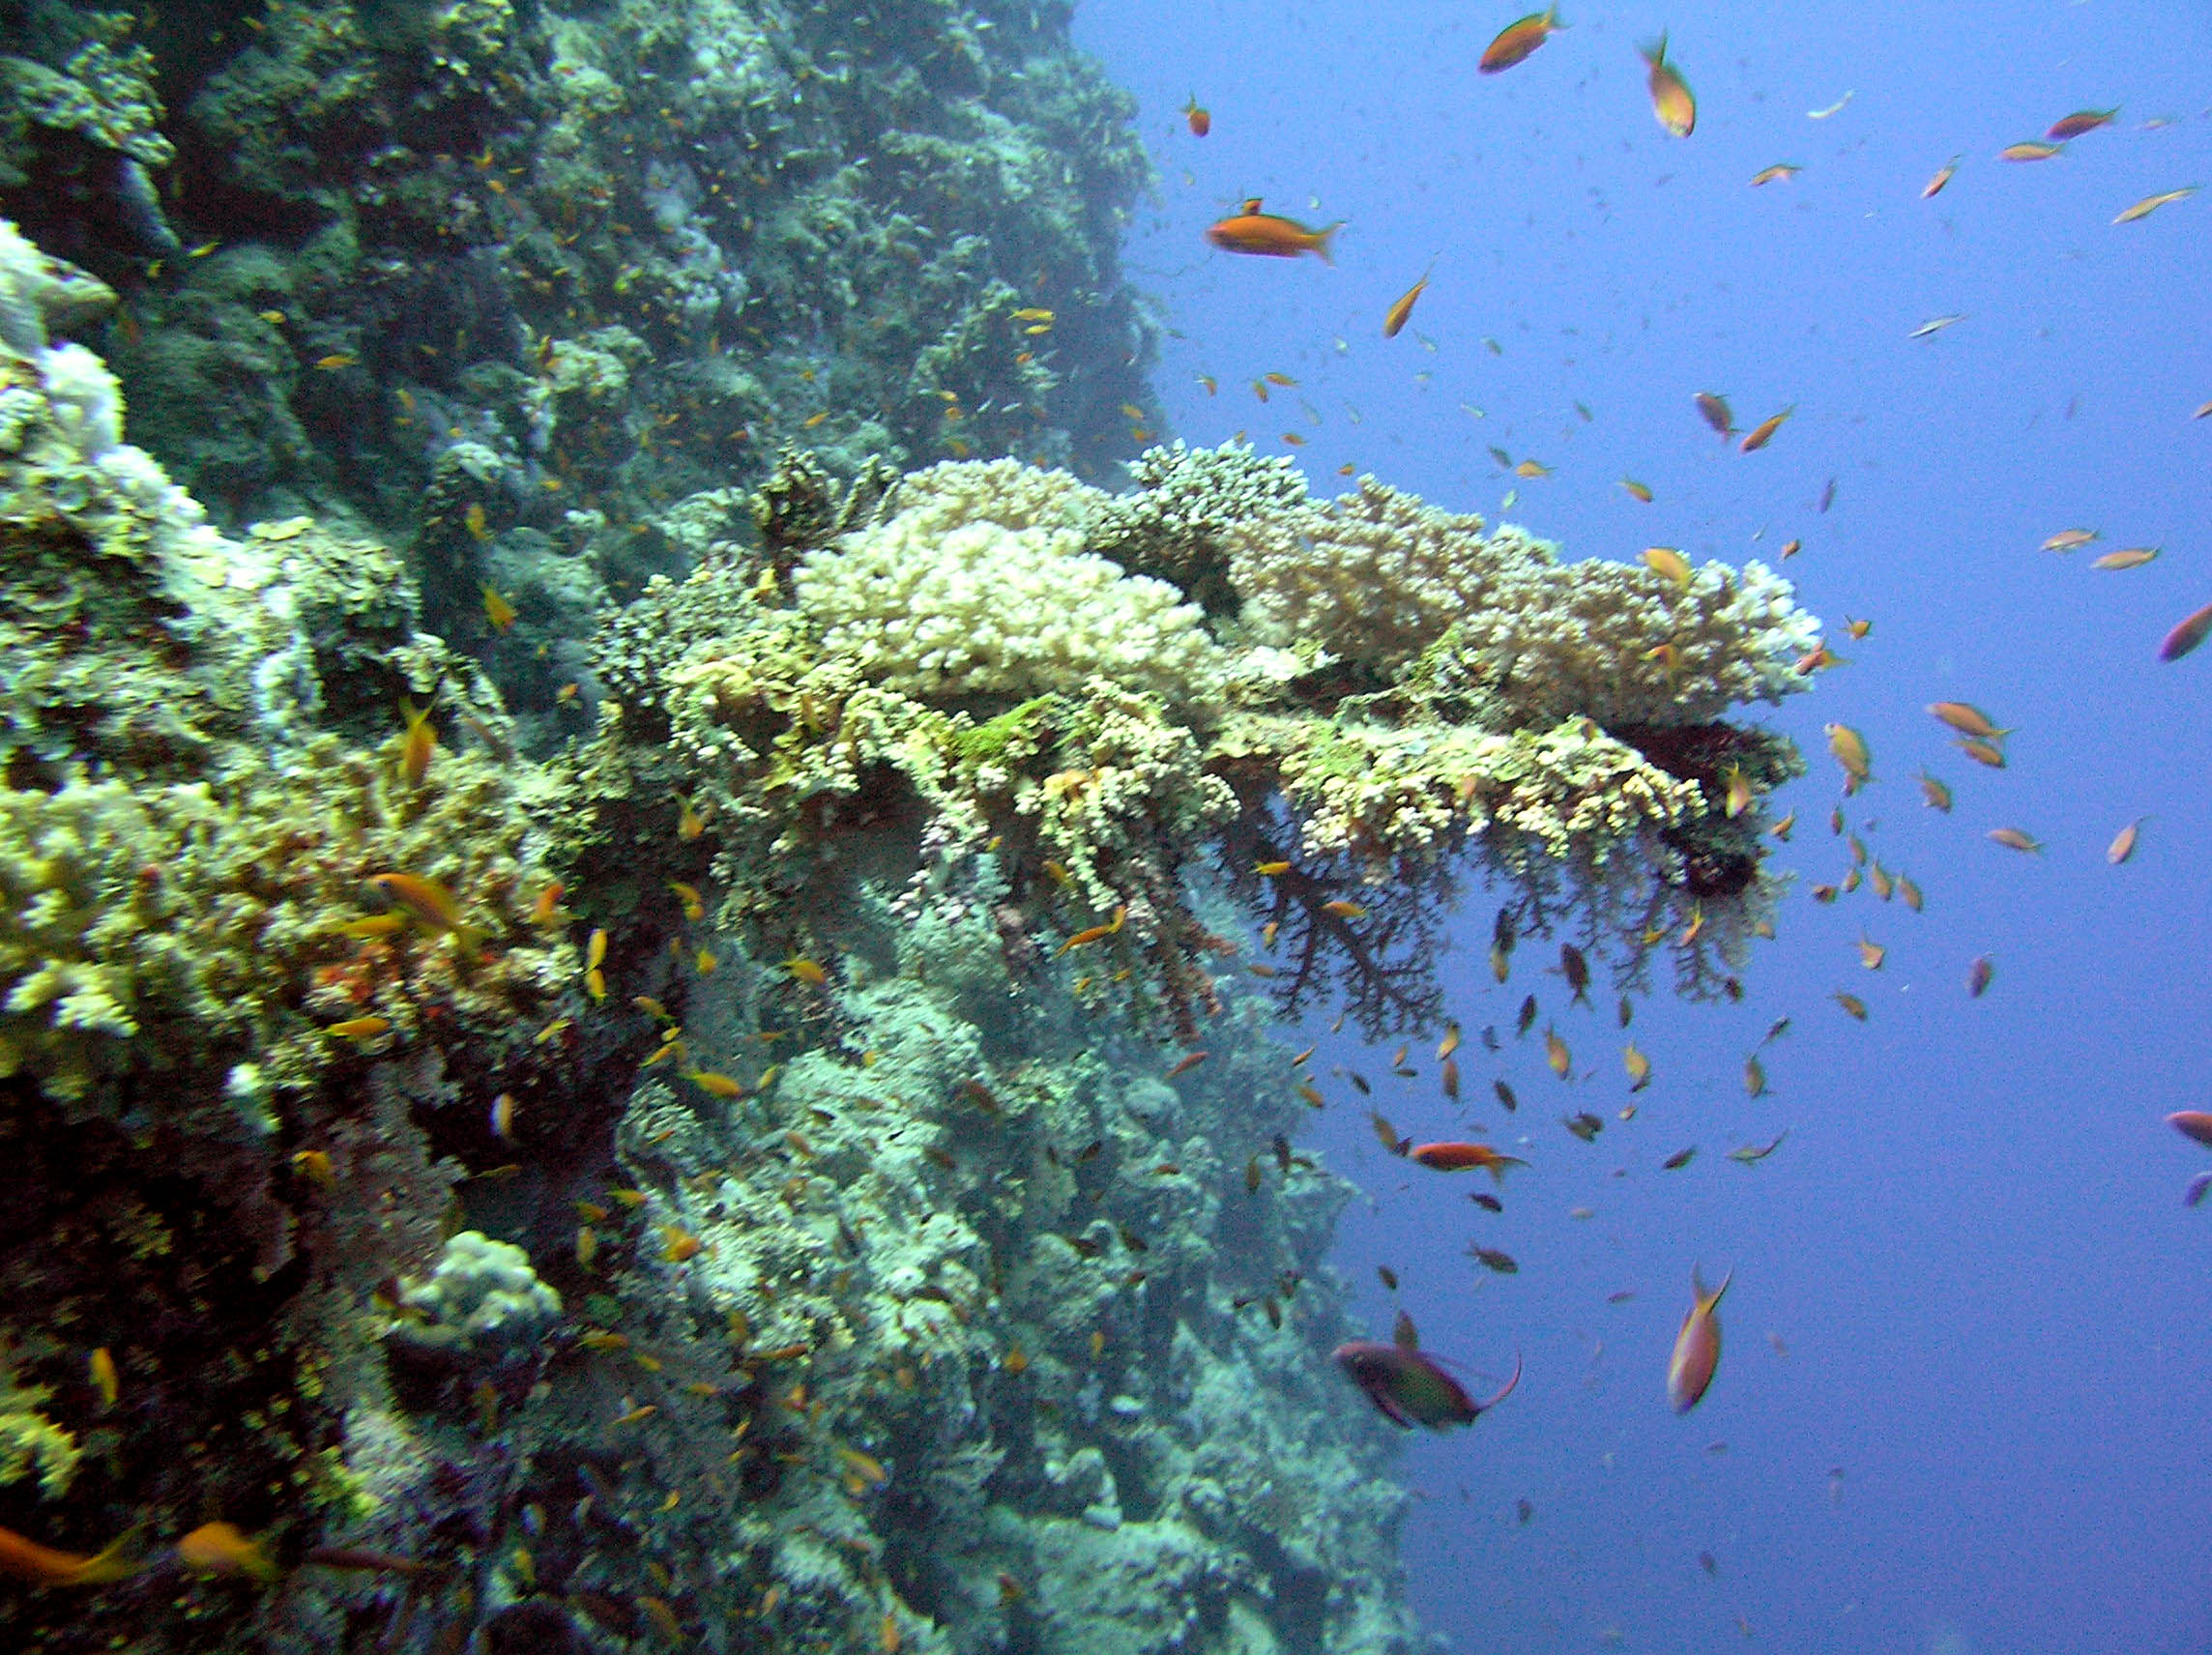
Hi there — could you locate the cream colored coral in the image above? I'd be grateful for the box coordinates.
[1450,556,1819,730]
[1224,478,1530,673]
[795,494,1225,707]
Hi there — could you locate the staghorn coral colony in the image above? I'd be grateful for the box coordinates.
[0,2,1826,1651]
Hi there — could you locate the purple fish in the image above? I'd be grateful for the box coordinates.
[2185,1171,2212,1209]
[1332,1339,1521,1431]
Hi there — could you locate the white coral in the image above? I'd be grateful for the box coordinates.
[796,480,1226,708]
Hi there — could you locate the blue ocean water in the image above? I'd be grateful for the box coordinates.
[1076,1,2212,1648]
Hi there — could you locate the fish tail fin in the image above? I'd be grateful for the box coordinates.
[1488,1156,1527,1186]
[1702,1265,1733,1311]
[69,1524,148,1586]
[1314,222,1343,264]
[1640,31,1667,66]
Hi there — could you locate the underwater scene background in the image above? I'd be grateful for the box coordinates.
[0,0,2201,1649]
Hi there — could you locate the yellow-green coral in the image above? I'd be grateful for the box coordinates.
[0,1348,78,1498]
[0,740,572,1129]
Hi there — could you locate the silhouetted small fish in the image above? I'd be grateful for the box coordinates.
[2187,1172,2212,1208]
[1468,1245,1519,1274]
[1967,955,1994,998]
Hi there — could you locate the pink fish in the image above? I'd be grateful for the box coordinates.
[1667,1264,1732,1412]
[1333,1336,1521,1431]
[2168,1111,2212,1148]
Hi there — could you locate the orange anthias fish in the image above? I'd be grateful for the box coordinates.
[1408,1142,1528,1183]
[1641,35,1696,137]
[1478,6,1565,74]
[0,1523,142,1588]
[1205,199,1341,262]
[177,1522,280,1583]
[1182,94,1209,136]
[2157,599,2212,662]
[1667,1264,1732,1412]
[366,872,467,937]
[1738,405,1794,452]
[1922,156,1960,198]
[1382,262,1436,338]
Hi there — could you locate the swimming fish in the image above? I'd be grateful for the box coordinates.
[1382,262,1436,337]
[1824,723,1871,789]
[1333,1334,1521,1430]
[178,1522,280,1583]
[1407,1143,1528,1182]
[1909,314,1966,339]
[1967,955,1994,998]
[1667,1265,1731,1412]
[1643,546,1692,590]
[2047,107,2118,141]
[1928,702,2008,740]
[2112,187,2197,225]
[1738,406,1793,452]
[1922,156,1961,197]
[2167,1111,2212,1148]
[1478,7,1565,73]
[2157,599,2212,662]
[1206,199,1340,262]
[1182,94,1210,136]
[1748,162,1802,188]
[1694,391,1732,436]
[2108,819,2143,864]
[1640,35,1696,136]
[0,1523,142,1587]
[1999,140,2064,161]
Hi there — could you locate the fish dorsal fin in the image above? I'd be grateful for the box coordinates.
[1696,1264,1733,1311]
[1392,1310,1420,1350]
[1240,197,1264,215]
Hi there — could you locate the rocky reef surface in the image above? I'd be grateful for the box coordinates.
[0,5,1823,1649]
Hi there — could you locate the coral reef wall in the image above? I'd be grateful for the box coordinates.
[0,3,1828,1648]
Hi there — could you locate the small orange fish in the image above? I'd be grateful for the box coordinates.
[398,698,438,787]
[2091,546,2160,570]
[1823,723,1871,789]
[1166,1050,1209,1078]
[1206,199,1340,262]
[1383,262,1436,338]
[490,1091,517,1140]
[1183,94,1209,136]
[1833,990,1868,1021]
[1408,1142,1528,1182]
[1667,1265,1731,1411]
[1643,546,1692,590]
[1738,406,1794,453]
[1956,738,2006,769]
[327,1015,393,1039]
[1928,701,2008,740]
[1748,163,1802,187]
[1987,827,2042,854]
[481,582,517,631]
[786,955,829,985]
[1694,391,1732,436]
[1479,6,1565,73]
[2108,819,2143,864]
[1999,140,2064,162]
[367,871,466,935]
[89,1347,118,1408]
[178,1522,280,1583]
[1641,35,1696,137]
[1544,1027,1570,1078]
[292,1148,336,1188]
[1619,479,1654,502]
[530,880,568,926]
[1922,156,1960,198]
[1322,899,1367,918]
[661,1226,704,1263]
[1255,859,1291,877]
[2042,527,2099,552]
[0,1523,142,1588]
[686,1069,745,1099]
[314,353,358,370]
